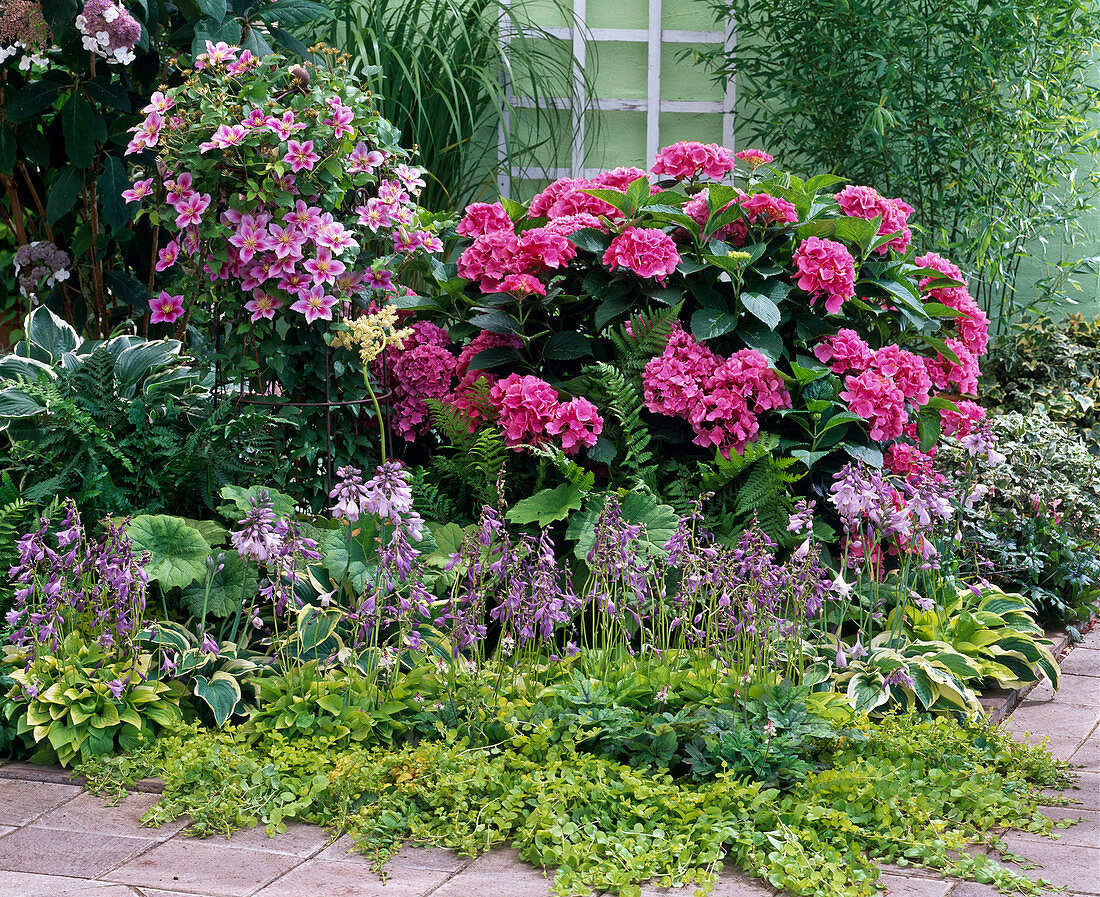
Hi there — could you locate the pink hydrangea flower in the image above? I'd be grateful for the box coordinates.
[500,273,546,296]
[591,166,651,192]
[651,141,735,181]
[546,397,604,454]
[941,399,985,437]
[451,331,524,430]
[456,230,521,293]
[870,345,932,406]
[682,189,746,245]
[793,237,856,314]
[689,350,791,457]
[528,177,621,219]
[813,329,872,373]
[884,442,936,480]
[456,202,514,238]
[516,227,577,272]
[642,324,720,418]
[915,252,990,357]
[602,227,681,283]
[926,337,980,395]
[739,191,798,226]
[489,373,560,449]
[541,213,604,237]
[835,185,913,254]
[840,370,908,442]
[149,291,184,324]
[390,344,457,441]
[734,148,773,169]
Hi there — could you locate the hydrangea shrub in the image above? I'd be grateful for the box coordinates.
[394,142,990,539]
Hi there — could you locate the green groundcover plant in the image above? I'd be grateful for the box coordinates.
[78,709,1073,897]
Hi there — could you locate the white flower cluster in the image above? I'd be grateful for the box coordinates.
[0,42,50,70]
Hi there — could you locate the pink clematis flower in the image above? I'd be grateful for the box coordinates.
[149,291,184,324]
[356,198,394,232]
[121,178,154,203]
[291,285,337,323]
[325,102,355,139]
[173,192,211,229]
[283,200,322,232]
[265,110,306,140]
[245,291,282,322]
[347,142,384,174]
[155,239,180,272]
[228,221,267,263]
[283,139,320,173]
[199,124,248,153]
[303,248,346,285]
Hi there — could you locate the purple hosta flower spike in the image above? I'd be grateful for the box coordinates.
[883,668,915,690]
[329,465,371,522]
[787,499,815,535]
[200,632,219,655]
[230,491,281,563]
[106,677,128,700]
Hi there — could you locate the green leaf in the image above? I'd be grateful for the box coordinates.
[218,485,296,518]
[180,552,254,619]
[567,228,611,255]
[0,387,44,420]
[46,167,85,226]
[567,491,678,561]
[23,306,79,360]
[425,522,466,569]
[61,92,96,169]
[741,292,782,330]
[691,307,739,340]
[321,523,378,593]
[127,515,212,591]
[97,156,132,233]
[193,673,242,726]
[250,0,332,23]
[506,482,586,527]
[196,0,227,22]
[543,331,593,361]
[0,124,15,174]
[6,80,67,122]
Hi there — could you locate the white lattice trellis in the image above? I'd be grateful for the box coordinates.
[497,1,735,195]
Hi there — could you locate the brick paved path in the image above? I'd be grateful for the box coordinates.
[0,631,1097,897]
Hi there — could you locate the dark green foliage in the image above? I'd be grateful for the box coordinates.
[425,396,507,514]
[580,361,657,489]
[0,473,37,625]
[701,434,804,543]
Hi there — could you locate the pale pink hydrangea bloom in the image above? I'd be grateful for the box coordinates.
[793,237,856,314]
[734,148,773,169]
[739,191,798,226]
[602,227,681,283]
[500,273,546,296]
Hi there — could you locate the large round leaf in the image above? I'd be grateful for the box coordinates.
[180,551,255,619]
[127,515,211,591]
